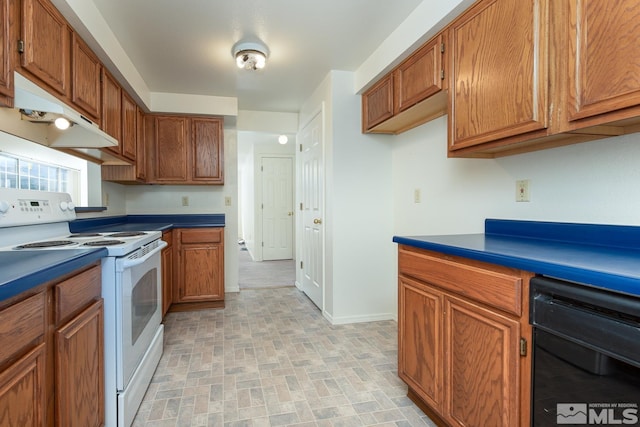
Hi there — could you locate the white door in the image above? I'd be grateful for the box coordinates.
[262,156,294,260]
[299,111,323,309]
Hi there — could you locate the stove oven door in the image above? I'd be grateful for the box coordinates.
[115,241,165,390]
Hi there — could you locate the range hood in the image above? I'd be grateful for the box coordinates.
[0,72,118,150]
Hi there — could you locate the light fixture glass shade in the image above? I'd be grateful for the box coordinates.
[233,41,269,71]
[236,50,266,70]
[278,135,288,144]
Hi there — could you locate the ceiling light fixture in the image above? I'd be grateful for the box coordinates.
[278,135,288,145]
[233,41,269,71]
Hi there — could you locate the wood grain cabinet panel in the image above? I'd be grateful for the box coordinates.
[398,277,442,412]
[192,117,224,183]
[444,295,519,427]
[562,0,640,125]
[154,115,189,181]
[121,90,137,161]
[71,33,101,122]
[448,0,548,151]
[362,74,394,131]
[55,299,104,427]
[0,0,12,105]
[173,228,224,310]
[19,0,70,97]
[0,343,46,427]
[395,34,445,114]
[101,68,122,150]
[161,230,173,317]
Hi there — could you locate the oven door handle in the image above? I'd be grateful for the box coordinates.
[120,240,168,269]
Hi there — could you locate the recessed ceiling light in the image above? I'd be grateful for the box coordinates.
[278,135,288,144]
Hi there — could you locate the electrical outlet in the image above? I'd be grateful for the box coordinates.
[181,196,189,206]
[224,196,232,206]
[516,180,530,202]
[414,188,421,203]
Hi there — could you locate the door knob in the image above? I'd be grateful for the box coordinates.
[313,218,322,224]
[288,211,293,216]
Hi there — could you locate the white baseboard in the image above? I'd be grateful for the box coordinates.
[322,311,396,325]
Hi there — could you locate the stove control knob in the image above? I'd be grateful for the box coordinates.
[59,201,69,211]
[0,200,9,214]
[67,202,76,211]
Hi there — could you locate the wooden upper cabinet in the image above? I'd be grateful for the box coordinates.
[362,31,448,134]
[154,115,188,182]
[135,106,146,180]
[71,33,101,123]
[0,0,12,105]
[448,0,548,152]
[560,0,640,127]
[101,68,121,152]
[121,90,137,162]
[19,0,71,97]
[362,74,394,131]
[152,115,224,184]
[395,34,445,114]
[191,117,223,183]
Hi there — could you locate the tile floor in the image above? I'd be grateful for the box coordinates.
[132,287,436,427]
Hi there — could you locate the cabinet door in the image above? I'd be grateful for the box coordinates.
[444,295,520,427]
[161,231,173,316]
[191,117,224,183]
[565,0,640,123]
[395,34,445,114]
[0,344,46,427]
[398,277,442,412]
[135,106,146,180]
[71,33,101,122]
[101,69,121,152]
[362,74,394,131]
[176,229,224,303]
[0,0,12,103]
[449,0,548,150]
[154,116,188,181]
[121,90,137,161]
[55,299,104,427]
[20,0,70,96]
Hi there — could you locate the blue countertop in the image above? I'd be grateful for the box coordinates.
[0,214,224,302]
[393,219,640,297]
[0,249,108,301]
[70,214,225,233]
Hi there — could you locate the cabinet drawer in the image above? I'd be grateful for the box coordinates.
[55,264,101,325]
[179,228,223,244]
[398,246,522,316]
[0,292,46,365]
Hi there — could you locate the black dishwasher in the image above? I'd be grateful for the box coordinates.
[530,276,640,426]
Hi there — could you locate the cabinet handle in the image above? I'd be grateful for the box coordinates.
[313,218,322,224]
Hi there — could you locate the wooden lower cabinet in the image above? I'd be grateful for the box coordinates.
[171,227,224,311]
[0,343,46,426]
[161,229,173,317]
[397,245,532,427]
[445,295,520,426]
[0,263,104,427]
[55,299,104,427]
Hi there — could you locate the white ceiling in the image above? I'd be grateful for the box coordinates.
[88,0,423,113]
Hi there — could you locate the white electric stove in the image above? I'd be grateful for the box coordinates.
[0,188,164,427]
